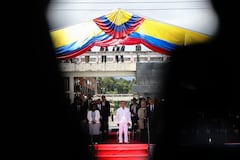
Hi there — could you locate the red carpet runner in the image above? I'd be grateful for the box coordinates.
[93,144,148,160]
[93,131,148,160]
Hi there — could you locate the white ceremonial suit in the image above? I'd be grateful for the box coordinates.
[116,107,131,143]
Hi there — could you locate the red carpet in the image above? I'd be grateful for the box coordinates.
[93,144,148,160]
[93,131,148,160]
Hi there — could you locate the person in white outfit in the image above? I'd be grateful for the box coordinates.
[87,102,101,144]
[116,101,131,143]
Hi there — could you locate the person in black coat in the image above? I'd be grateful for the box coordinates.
[100,95,111,142]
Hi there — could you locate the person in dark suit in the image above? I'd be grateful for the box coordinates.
[153,0,239,160]
[130,97,139,136]
[147,97,159,144]
[100,95,111,142]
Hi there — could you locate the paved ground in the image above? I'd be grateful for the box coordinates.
[108,115,117,130]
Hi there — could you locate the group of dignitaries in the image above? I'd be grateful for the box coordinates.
[129,96,161,144]
[72,93,161,144]
[72,94,110,144]
[115,96,161,144]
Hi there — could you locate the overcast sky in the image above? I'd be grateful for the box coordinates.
[47,0,219,36]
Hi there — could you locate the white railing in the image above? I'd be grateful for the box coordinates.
[94,94,133,97]
[58,51,170,64]
[93,94,135,101]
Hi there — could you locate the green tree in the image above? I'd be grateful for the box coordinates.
[96,77,136,94]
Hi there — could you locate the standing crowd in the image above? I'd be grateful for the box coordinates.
[115,96,163,144]
[129,96,162,144]
[71,94,110,144]
[71,93,162,145]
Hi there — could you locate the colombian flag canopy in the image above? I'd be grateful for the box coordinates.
[50,9,210,59]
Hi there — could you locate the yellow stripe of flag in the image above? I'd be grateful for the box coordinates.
[105,9,132,26]
[135,19,210,46]
[50,21,102,48]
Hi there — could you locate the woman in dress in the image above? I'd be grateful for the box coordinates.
[87,101,101,144]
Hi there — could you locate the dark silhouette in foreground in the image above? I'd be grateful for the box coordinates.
[5,1,91,159]
[153,0,239,159]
